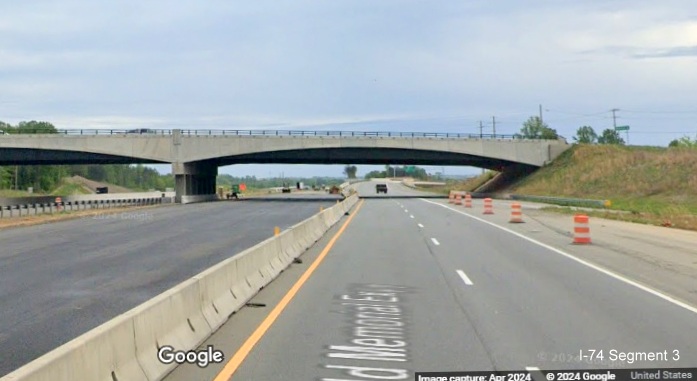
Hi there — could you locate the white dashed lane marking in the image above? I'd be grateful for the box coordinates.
[456,270,473,286]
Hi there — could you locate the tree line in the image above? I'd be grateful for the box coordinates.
[0,120,174,193]
[217,174,344,189]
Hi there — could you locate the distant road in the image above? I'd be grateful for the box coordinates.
[242,192,343,201]
[0,199,335,376]
[353,179,438,197]
[165,197,697,380]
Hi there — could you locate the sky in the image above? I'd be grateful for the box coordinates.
[1,0,696,178]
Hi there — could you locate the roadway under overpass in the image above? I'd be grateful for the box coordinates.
[0,129,571,203]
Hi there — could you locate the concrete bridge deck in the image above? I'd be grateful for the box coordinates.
[0,129,570,203]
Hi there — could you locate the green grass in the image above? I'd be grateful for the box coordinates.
[510,144,697,230]
[0,189,42,197]
[52,182,92,196]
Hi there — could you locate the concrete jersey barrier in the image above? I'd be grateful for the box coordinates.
[0,194,358,381]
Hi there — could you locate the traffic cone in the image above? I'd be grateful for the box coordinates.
[509,202,523,223]
[483,198,494,214]
[573,214,591,244]
[464,193,472,208]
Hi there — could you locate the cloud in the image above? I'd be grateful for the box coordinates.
[1,0,696,151]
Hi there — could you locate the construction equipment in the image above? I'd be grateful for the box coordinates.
[226,184,241,200]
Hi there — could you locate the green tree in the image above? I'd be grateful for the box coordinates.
[364,170,386,179]
[668,136,697,148]
[519,117,558,139]
[573,126,597,144]
[0,167,12,188]
[16,120,58,134]
[343,165,358,179]
[597,129,625,145]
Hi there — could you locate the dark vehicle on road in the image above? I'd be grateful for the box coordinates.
[376,183,388,194]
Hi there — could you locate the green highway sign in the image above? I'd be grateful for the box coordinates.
[615,125,630,131]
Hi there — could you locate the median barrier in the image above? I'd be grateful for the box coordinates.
[1,194,359,381]
[236,244,268,293]
[133,279,211,381]
[197,257,245,331]
[257,238,282,282]
[0,311,148,381]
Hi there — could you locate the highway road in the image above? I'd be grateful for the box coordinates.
[165,188,697,380]
[351,179,438,197]
[0,199,337,377]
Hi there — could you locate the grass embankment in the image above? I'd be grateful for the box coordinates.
[416,172,498,195]
[52,182,92,196]
[509,144,697,230]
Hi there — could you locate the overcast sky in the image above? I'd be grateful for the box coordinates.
[2,1,696,178]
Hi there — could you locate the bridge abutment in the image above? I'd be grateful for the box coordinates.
[172,162,218,204]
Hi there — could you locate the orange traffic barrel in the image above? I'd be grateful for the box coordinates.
[455,193,462,205]
[464,193,472,208]
[448,192,454,204]
[55,197,63,211]
[483,198,494,214]
[509,202,523,223]
[573,214,591,244]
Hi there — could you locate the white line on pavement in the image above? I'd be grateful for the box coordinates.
[418,223,424,228]
[420,199,697,316]
[404,209,408,213]
[431,238,440,246]
[410,215,414,219]
[456,270,473,285]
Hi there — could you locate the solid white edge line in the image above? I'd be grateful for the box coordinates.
[418,223,424,228]
[456,269,474,285]
[431,238,440,246]
[410,215,414,219]
[420,198,697,315]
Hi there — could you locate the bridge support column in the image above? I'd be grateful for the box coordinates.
[172,162,218,204]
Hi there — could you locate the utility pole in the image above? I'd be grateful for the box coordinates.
[539,104,543,123]
[492,116,496,137]
[14,166,18,191]
[611,108,619,128]
[479,121,483,138]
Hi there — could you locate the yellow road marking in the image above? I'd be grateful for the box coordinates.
[214,199,365,381]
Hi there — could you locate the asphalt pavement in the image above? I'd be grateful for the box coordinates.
[351,179,438,197]
[0,199,335,377]
[164,185,697,380]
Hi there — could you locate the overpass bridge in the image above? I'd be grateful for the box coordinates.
[0,129,570,203]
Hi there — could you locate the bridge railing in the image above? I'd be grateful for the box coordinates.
[2,129,564,140]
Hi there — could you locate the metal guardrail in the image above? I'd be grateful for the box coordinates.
[509,194,610,208]
[0,197,170,218]
[1,129,563,140]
